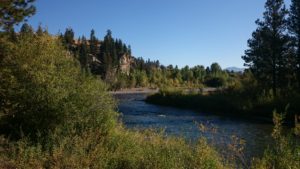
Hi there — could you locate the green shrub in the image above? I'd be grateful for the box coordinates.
[205,77,226,88]
[0,33,116,140]
[251,112,300,169]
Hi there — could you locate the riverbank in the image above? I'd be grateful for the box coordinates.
[110,87,220,95]
[109,88,159,94]
[145,89,300,124]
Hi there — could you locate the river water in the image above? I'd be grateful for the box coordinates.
[114,93,274,160]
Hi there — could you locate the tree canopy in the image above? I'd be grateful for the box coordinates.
[0,0,36,30]
[289,0,300,87]
[242,0,293,96]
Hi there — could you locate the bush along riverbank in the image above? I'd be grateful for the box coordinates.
[145,87,300,124]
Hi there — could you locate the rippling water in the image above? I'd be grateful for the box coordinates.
[114,93,273,159]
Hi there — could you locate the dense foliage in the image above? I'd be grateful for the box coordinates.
[251,112,300,169]
[242,0,300,96]
[0,30,117,140]
[0,31,227,169]
[0,0,36,30]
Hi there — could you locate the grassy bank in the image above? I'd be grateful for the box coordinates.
[0,126,226,169]
[145,87,300,123]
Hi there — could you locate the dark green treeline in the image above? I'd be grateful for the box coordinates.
[54,27,239,90]
[242,0,300,96]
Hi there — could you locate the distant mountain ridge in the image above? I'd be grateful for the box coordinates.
[225,67,245,72]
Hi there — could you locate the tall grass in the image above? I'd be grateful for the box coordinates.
[251,112,300,169]
[146,87,300,123]
[0,126,227,169]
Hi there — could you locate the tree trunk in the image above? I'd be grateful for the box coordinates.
[272,51,277,97]
[272,67,277,96]
[298,38,300,89]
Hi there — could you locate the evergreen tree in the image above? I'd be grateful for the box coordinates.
[242,0,291,96]
[63,28,75,51]
[289,0,300,87]
[0,0,36,30]
[36,24,43,36]
[123,44,128,54]
[20,23,34,35]
[89,29,98,56]
[64,28,74,44]
[115,39,125,56]
[79,36,89,70]
[99,30,118,77]
[128,45,132,56]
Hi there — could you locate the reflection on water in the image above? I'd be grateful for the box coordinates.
[114,93,273,159]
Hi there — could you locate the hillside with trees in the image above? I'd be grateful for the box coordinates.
[53,27,239,90]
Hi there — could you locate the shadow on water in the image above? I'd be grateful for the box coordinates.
[114,93,273,161]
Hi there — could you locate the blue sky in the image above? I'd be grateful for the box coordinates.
[25,0,291,68]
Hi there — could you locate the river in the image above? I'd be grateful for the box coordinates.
[114,93,274,160]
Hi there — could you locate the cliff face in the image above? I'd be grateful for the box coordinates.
[119,53,133,75]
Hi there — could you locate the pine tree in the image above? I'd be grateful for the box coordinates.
[128,45,132,56]
[115,39,125,55]
[36,24,43,36]
[123,44,128,54]
[20,23,34,35]
[63,28,75,52]
[99,30,118,76]
[0,0,36,30]
[242,0,291,96]
[79,36,89,70]
[289,0,300,87]
[89,29,98,56]
[64,28,74,44]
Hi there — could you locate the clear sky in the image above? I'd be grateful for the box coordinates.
[24,0,291,68]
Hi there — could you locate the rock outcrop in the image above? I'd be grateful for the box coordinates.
[119,53,133,75]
